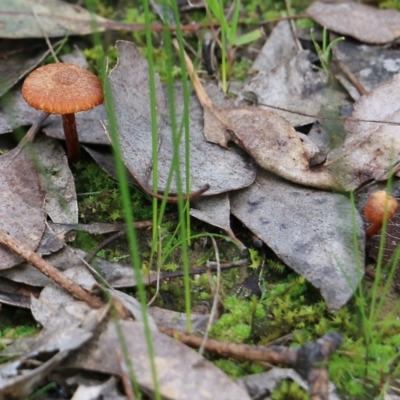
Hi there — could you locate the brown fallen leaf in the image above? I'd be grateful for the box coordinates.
[175,40,342,191]
[326,74,400,191]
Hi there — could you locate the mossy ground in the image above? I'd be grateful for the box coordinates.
[1,0,400,399]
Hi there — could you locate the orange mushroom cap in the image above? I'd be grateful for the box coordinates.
[22,63,103,114]
[364,190,398,224]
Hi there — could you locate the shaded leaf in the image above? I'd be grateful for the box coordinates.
[307,2,400,45]
[0,147,46,269]
[333,39,400,100]
[0,277,40,308]
[230,170,365,311]
[0,40,56,97]
[191,193,246,252]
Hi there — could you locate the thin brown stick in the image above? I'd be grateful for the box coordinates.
[116,350,137,400]
[334,60,368,96]
[84,213,179,262]
[284,0,302,51]
[158,324,296,364]
[0,229,103,308]
[158,327,341,398]
[259,13,308,26]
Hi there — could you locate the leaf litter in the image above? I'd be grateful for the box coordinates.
[2,1,400,398]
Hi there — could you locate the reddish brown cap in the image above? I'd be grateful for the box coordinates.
[22,63,103,114]
[364,190,398,224]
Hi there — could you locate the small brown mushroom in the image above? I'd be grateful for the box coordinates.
[22,63,103,163]
[364,190,398,238]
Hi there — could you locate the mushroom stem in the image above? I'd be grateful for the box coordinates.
[366,222,382,239]
[62,113,80,163]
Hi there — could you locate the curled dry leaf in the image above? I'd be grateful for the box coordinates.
[307,2,400,45]
[0,147,46,269]
[179,44,341,191]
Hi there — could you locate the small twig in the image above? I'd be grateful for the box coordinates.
[334,60,368,96]
[284,0,302,51]
[0,229,103,309]
[259,13,308,26]
[85,229,127,263]
[199,237,222,355]
[31,7,59,63]
[158,327,341,398]
[84,214,179,262]
[116,350,137,400]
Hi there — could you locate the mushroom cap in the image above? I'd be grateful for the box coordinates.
[22,63,103,114]
[364,190,398,224]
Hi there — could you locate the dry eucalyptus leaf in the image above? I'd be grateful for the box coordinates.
[191,193,246,252]
[230,170,365,311]
[108,40,256,196]
[307,2,400,45]
[327,74,400,190]
[30,267,97,326]
[243,51,350,128]
[181,47,342,191]
[66,319,252,400]
[0,0,111,38]
[250,21,297,73]
[204,104,340,190]
[33,135,78,224]
[0,147,46,269]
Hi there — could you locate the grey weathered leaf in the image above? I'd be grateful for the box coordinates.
[66,319,252,400]
[0,147,46,269]
[0,0,110,38]
[33,135,78,224]
[191,194,246,252]
[0,305,104,399]
[243,51,350,127]
[307,2,400,45]
[108,40,256,196]
[230,170,365,311]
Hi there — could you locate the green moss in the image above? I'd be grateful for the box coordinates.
[271,380,308,400]
[73,160,153,223]
[0,306,38,349]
